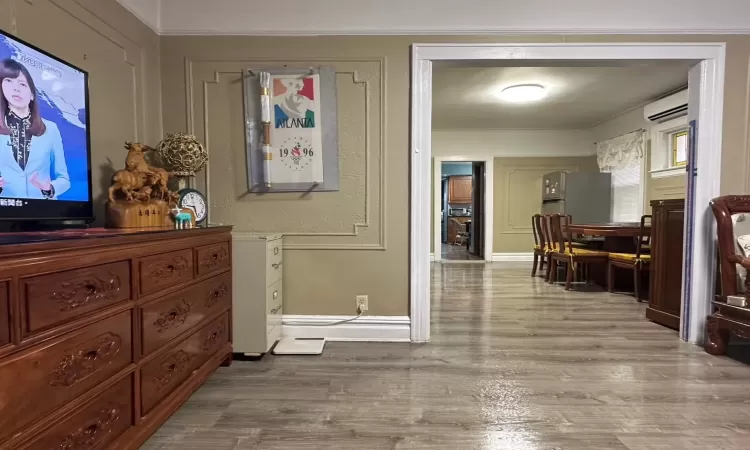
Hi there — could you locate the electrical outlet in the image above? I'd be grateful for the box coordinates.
[356,295,369,313]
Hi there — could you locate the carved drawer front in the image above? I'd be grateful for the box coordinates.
[138,249,194,296]
[141,272,232,355]
[22,262,131,336]
[196,242,231,277]
[0,282,9,347]
[23,376,133,450]
[266,239,283,286]
[0,311,132,443]
[140,313,229,415]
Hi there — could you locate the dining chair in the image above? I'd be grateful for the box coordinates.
[548,214,609,290]
[531,214,547,277]
[607,215,652,301]
[450,217,469,246]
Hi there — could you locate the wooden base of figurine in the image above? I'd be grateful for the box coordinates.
[105,200,194,229]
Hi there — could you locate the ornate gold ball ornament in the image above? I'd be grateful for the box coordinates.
[155,133,208,177]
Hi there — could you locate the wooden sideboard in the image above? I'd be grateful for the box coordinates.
[0,226,232,449]
[647,199,685,330]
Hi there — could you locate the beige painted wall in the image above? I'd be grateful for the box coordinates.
[493,156,599,253]
[0,0,162,223]
[161,34,750,317]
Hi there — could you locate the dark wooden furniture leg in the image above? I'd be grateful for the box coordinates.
[705,314,729,356]
[548,258,557,284]
[565,262,573,291]
[531,253,539,277]
[607,262,614,293]
[633,266,642,302]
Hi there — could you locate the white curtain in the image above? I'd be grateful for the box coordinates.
[596,130,645,222]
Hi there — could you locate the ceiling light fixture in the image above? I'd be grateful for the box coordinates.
[498,84,546,103]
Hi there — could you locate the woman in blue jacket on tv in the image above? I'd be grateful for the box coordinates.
[0,58,69,199]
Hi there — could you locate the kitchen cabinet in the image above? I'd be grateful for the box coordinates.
[647,198,685,330]
[449,176,473,204]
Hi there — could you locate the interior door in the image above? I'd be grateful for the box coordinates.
[471,162,485,258]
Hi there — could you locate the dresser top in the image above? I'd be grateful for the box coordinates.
[0,226,232,257]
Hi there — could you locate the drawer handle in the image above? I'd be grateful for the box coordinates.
[167,264,176,272]
[273,290,278,299]
[272,262,282,269]
[271,305,282,314]
[273,247,279,255]
[84,283,98,294]
[212,253,219,260]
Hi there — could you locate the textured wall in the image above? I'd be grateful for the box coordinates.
[161,34,750,317]
[493,156,599,253]
[0,0,162,223]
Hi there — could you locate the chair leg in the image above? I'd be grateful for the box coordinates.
[565,262,574,290]
[548,259,556,284]
[607,262,614,293]
[531,253,539,277]
[634,266,641,302]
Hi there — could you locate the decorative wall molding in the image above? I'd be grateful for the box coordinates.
[188,57,386,250]
[281,315,410,342]
[492,253,534,262]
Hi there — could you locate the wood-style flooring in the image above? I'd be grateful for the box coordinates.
[143,262,750,449]
[441,242,482,261]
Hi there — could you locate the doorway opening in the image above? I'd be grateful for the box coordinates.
[436,161,487,262]
[410,43,725,344]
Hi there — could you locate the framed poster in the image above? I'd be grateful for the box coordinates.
[243,67,339,192]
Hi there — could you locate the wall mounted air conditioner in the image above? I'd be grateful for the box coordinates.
[644,89,688,123]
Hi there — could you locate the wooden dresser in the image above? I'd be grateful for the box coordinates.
[647,199,685,330]
[0,226,232,449]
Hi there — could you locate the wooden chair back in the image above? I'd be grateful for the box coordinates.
[542,215,556,252]
[532,214,545,249]
[549,213,574,254]
[710,195,750,297]
[635,215,652,259]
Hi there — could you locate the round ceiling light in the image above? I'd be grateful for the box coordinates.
[498,84,546,103]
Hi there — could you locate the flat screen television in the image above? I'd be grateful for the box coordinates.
[0,29,92,222]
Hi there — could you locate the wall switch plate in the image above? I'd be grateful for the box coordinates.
[356,295,369,312]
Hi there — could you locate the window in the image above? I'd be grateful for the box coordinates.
[650,116,688,178]
[672,130,688,167]
[604,163,642,222]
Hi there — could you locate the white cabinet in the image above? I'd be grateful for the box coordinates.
[232,233,283,355]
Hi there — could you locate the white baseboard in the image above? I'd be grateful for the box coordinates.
[492,252,534,262]
[429,253,435,261]
[281,315,411,342]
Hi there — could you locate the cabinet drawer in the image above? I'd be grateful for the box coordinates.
[267,280,282,333]
[141,272,232,355]
[23,375,134,450]
[21,261,131,336]
[0,311,132,443]
[196,242,231,277]
[139,249,194,296]
[266,239,283,286]
[0,282,8,347]
[140,313,229,415]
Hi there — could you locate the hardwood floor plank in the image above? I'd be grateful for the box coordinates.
[144,263,750,449]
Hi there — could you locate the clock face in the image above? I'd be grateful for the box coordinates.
[178,189,207,223]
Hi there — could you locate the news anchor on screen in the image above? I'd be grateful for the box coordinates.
[0,58,69,199]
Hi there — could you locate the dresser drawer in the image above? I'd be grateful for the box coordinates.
[21,261,131,336]
[0,282,9,347]
[139,249,194,296]
[0,310,132,443]
[196,242,231,277]
[267,280,282,333]
[266,239,283,286]
[140,313,229,415]
[23,375,134,450]
[141,272,232,355]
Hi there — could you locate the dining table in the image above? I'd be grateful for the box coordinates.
[563,222,651,292]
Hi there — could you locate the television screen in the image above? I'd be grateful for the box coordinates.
[0,29,92,221]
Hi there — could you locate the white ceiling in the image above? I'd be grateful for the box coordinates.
[117,0,750,35]
[432,63,692,130]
